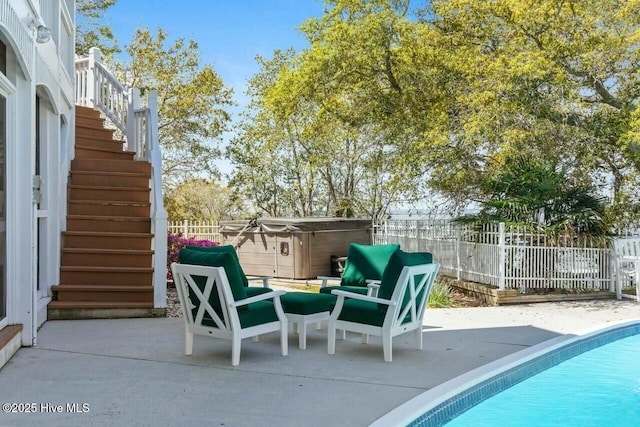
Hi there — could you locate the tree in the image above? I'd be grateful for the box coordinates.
[229,1,433,222]
[419,0,640,212]
[260,0,640,223]
[228,51,322,217]
[455,156,608,238]
[230,0,639,225]
[75,0,119,57]
[115,28,234,189]
[164,179,243,222]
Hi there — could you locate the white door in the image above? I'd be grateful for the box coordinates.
[35,95,52,325]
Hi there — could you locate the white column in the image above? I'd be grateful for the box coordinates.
[127,87,140,156]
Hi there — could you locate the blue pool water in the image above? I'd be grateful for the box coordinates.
[445,334,640,426]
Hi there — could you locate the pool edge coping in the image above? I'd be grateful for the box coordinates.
[370,318,640,427]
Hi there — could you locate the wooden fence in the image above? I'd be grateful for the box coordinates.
[167,220,221,243]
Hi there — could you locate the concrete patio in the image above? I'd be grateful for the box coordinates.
[0,300,638,427]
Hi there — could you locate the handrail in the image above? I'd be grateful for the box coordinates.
[93,60,128,134]
[74,47,167,309]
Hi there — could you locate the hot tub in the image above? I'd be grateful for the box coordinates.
[220,218,372,279]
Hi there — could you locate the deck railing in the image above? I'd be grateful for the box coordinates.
[74,47,168,308]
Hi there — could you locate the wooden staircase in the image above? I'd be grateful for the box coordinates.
[49,106,164,319]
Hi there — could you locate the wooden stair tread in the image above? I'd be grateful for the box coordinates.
[76,144,134,155]
[75,106,102,118]
[76,136,126,145]
[72,158,149,166]
[62,248,154,254]
[53,284,153,290]
[71,170,150,178]
[48,301,154,309]
[68,199,150,206]
[75,124,114,132]
[63,230,153,237]
[68,214,151,221]
[61,266,153,272]
[69,184,150,192]
[75,121,111,131]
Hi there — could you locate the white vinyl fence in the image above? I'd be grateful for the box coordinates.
[168,220,221,243]
[375,219,617,293]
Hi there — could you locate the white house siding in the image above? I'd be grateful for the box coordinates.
[0,0,75,347]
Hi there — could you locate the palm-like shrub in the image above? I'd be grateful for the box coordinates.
[455,156,608,239]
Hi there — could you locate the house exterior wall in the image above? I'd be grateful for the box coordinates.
[0,0,75,347]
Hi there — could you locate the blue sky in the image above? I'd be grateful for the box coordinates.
[107,0,325,109]
[106,0,327,177]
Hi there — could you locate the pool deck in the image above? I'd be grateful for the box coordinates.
[0,300,638,427]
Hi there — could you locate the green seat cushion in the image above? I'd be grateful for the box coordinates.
[280,292,336,315]
[336,299,386,326]
[319,285,369,295]
[186,245,249,286]
[378,250,433,306]
[178,249,247,306]
[245,287,273,297]
[199,300,279,329]
[238,300,280,328]
[341,243,400,287]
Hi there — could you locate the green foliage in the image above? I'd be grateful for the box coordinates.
[427,280,457,308]
[228,2,431,221]
[166,232,217,281]
[164,179,243,222]
[115,28,234,189]
[455,156,609,238]
[75,0,119,57]
[421,0,640,214]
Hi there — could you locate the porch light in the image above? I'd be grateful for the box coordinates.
[25,14,51,44]
[36,25,51,44]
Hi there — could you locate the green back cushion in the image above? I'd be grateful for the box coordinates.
[378,250,433,302]
[178,249,248,307]
[185,245,249,287]
[341,243,400,287]
[337,299,386,326]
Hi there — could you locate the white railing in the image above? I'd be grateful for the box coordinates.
[376,219,622,294]
[74,47,167,308]
[75,48,128,133]
[168,220,221,243]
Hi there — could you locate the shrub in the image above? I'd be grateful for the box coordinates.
[167,232,218,281]
[428,280,457,308]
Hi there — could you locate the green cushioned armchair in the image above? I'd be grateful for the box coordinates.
[327,250,439,362]
[318,243,401,296]
[186,245,272,298]
[171,249,288,366]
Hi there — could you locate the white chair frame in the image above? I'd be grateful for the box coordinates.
[315,278,380,341]
[612,238,640,302]
[328,263,440,362]
[171,263,288,366]
[247,275,272,288]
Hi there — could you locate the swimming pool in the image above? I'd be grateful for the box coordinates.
[372,320,640,427]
